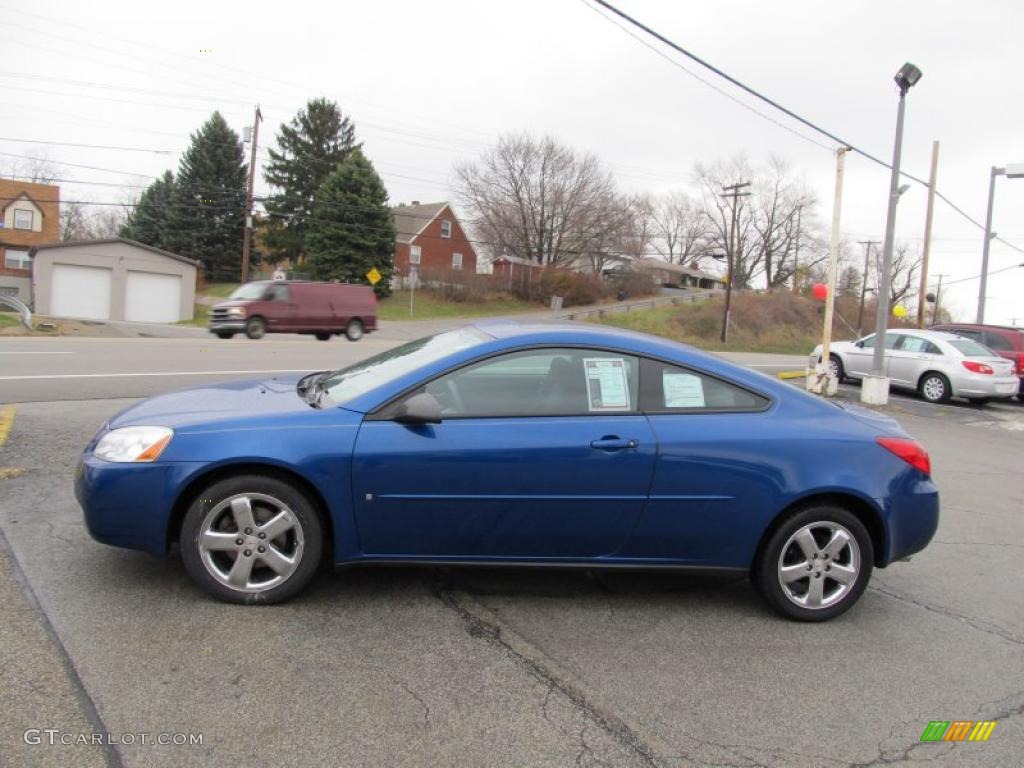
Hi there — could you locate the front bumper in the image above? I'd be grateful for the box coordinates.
[208,319,247,332]
[75,454,204,555]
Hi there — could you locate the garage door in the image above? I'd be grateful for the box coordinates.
[125,271,182,323]
[50,264,112,320]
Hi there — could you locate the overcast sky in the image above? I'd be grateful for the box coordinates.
[2,0,1022,324]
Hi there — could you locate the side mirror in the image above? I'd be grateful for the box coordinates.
[855,340,864,348]
[393,392,442,425]
[261,290,275,301]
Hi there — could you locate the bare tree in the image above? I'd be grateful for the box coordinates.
[650,190,707,264]
[887,242,922,309]
[61,202,130,241]
[455,132,625,269]
[0,152,61,184]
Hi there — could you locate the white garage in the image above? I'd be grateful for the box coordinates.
[50,264,113,320]
[31,239,199,323]
[125,271,182,323]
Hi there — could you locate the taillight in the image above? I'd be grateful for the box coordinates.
[877,437,931,476]
[962,360,993,375]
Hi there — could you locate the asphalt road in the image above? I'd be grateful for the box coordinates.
[2,329,1023,767]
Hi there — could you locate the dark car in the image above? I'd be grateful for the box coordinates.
[209,280,377,341]
[931,323,1024,400]
[75,321,939,621]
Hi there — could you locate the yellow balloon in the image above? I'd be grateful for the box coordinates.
[892,305,907,318]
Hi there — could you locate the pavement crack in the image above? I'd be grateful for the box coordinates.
[869,584,1024,646]
[436,587,665,767]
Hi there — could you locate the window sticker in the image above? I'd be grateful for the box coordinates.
[583,358,630,411]
[663,371,705,408]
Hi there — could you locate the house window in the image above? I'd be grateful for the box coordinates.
[13,209,34,230]
[409,245,421,265]
[440,220,452,238]
[4,248,31,270]
[452,252,463,270]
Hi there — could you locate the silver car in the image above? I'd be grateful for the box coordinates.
[810,329,1018,404]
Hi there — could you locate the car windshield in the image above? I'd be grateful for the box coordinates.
[229,282,270,300]
[322,327,490,404]
[949,339,996,357]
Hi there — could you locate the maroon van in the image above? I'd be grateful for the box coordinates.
[209,280,378,341]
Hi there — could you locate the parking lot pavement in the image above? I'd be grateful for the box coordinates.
[1,389,1022,766]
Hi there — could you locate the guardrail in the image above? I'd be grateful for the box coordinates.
[556,291,712,321]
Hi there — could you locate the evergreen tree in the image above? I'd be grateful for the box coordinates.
[306,150,394,296]
[264,98,360,264]
[165,112,247,281]
[119,170,176,250]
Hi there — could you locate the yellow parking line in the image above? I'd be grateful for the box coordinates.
[0,404,15,449]
[777,370,808,380]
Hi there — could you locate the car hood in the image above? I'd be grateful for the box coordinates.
[107,374,310,430]
[211,299,252,309]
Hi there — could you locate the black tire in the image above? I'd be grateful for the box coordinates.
[245,317,266,340]
[179,474,324,605]
[314,332,331,341]
[827,353,845,383]
[216,331,235,340]
[753,504,873,622]
[345,319,364,341]
[919,371,951,404]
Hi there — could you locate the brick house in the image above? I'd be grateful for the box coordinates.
[391,201,477,282]
[0,179,60,303]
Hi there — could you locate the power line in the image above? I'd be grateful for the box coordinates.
[586,0,1024,258]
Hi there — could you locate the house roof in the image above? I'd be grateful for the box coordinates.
[29,238,202,268]
[1,191,44,214]
[391,201,449,244]
[0,179,60,210]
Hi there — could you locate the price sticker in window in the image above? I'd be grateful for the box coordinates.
[583,358,630,411]
[663,371,705,408]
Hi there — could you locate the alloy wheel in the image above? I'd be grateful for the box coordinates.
[922,375,945,402]
[776,521,860,609]
[197,493,304,593]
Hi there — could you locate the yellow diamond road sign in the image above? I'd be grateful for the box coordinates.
[366,267,382,285]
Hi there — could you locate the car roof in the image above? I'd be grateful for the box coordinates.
[932,323,1022,333]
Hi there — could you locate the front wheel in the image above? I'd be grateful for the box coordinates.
[245,317,266,340]
[314,332,331,341]
[215,331,235,340]
[826,354,845,382]
[345,319,364,341]
[919,372,951,404]
[754,505,873,621]
[179,475,323,604]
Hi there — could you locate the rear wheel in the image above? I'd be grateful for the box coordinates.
[179,475,323,604]
[919,372,951,404]
[216,332,234,340]
[754,505,873,621]
[245,317,266,340]
[314,332,331,341]
[345,319,364,341]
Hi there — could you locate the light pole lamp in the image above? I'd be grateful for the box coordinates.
[862,62,922,405]
[977,163,1024,323]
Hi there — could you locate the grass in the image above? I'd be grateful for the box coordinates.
[177,303,210,327]
[0,312,21,328]
[377,291,539,321]
[594,293,831,354]
[201,282,239,299]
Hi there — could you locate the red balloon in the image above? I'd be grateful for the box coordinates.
[811,283,828,301]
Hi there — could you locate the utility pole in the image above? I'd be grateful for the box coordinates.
[931,273,946,325]
[720,182,751,343]
[917,140,940,327]
[856,240,880,333]
[791,204,802,293]
[241,104,262,284]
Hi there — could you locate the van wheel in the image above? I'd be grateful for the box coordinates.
[216,332,235,340]
[245,317,266,340]
[314,332,330,341]
[345,319,364,341]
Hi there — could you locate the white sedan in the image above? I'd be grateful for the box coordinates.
[810,329,1018,404]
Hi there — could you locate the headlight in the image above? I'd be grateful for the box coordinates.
[94,426,174,462]
[226,307,245,317]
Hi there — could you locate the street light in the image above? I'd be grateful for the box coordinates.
[976,164,1024,323]
[862,62,922,406]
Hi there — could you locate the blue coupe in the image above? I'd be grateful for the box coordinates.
[76,321,939,620]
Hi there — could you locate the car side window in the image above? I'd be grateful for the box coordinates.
[859,333,900,350]
[265,284,289,301]
[899,336,940,354]
[983,331,1012,351]
[422,348,640,418]
[640,359,769,412]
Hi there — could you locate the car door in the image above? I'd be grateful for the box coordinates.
[884,334,923,386]
[264,283,298,330]
[616,358,773,565]
[844,333,901,377]
[350,347,657,559]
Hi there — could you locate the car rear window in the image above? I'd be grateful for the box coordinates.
[323,327,490,404]
[949,339,995,357]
